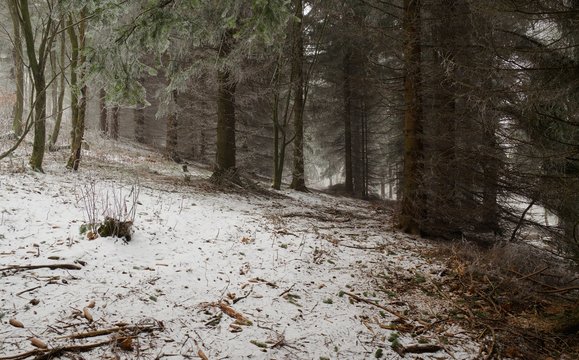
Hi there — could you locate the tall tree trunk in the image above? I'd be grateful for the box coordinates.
[18,0,52,172]
[213,29,237,175]
[400,0,425,235]
[50,46,57,121]
[272,57,291,190]
[166,90,179,161]
[343,49,354,194]
[343,2,369,198]
[7,0,24,137]
[362,100,369,198]
[99,88,108,134]
[272,76,283,189]
[289,0,307,191]
[66,13,87,171]
[49,31,66,150]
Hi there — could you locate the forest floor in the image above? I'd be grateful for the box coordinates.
[1,134,578,360]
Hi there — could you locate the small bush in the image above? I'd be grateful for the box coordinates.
[77,179,139,241]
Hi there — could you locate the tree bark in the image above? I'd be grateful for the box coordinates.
[134,105,145,143]
[49,31,66,151]
[343,49,354,194]
[481,125,499,232]
[110,106,119,140]
[214,29,237,175]
[272,56,291,190]
[99,88,108,134]
[289,0,307,191]
[400,0,425,235]
[66,13,87,171]
[18,0,53,172]
[166,90,179,161]
[7,0,24,137]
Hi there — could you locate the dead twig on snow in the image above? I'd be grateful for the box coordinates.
[0,337,126,360]
[0,264,83,272]
[56,323,161,340]
[343,291,411,323]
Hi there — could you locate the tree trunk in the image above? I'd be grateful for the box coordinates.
[110,105,119,140]
[214,29,237,175]
[272,80,283,189]
[166,90,179,161]
[199,130,206,159]
[343,49,354,194]
[7,0,24,137]
[99,88,108,134]
[342,3,369,198]
[400,0,425,235]
[272,57,291,190]
[49,31,66,151]
[66,13,87,171]
[18,0,52,172]
[481,123,500,232]
[50,47,57,122]
[289,0,307,191]
[134,105,145,143]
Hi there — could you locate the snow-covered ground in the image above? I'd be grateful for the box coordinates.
[1,136,483,359]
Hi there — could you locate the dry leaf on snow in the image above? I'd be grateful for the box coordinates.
[83,307,93,322]
[197,349,209,360]
[9,319,24,328]
[30,337,48,349]
[117,336,133,351]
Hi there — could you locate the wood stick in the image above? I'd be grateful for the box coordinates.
[218,302,252,325]
[56,324,160,339]
[508,269,559,290]
[16,285,42,296]
[514,265,549,281]
[539,285,579,294]
[399,344,443,355]
[0,264,83,272]
[343,291,409,322]
[0,338,121,360]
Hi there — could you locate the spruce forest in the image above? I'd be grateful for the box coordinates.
[0,0,578,359]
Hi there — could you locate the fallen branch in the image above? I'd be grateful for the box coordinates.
[514,265,549,281]
[0,264,83,272]
[539,285,579,294]
[16,285,43,296]
[336,242,385,251]
[56,323,161,340]
[218,302,252,326]
[232,288,253,304]
[248,277,277,288]
[343,291,409,323]
[508,269,559,290]
[395,343,443,356]
[0,337,124,360]
[278,284,295,298]
[274,229,298,237]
